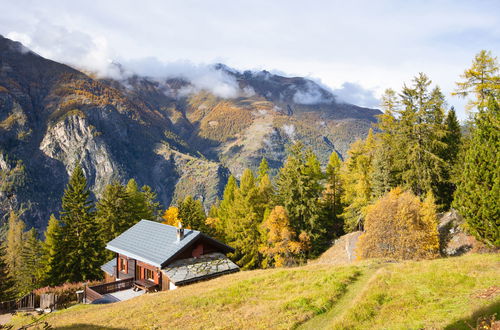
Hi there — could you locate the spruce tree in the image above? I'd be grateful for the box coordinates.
[178,196,207,231]
[50,165,103,284]
[438,108,462,209]
[19,228,44,294]
[324,151,344,237]
[96,182,137,249]
[453,96,499,247]
[125,179,162,221]
[275,143,325,257]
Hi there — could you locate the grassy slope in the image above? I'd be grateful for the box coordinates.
[9,254,500,329]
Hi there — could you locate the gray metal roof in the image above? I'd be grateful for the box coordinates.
[105,220,201,268]
[162,252,239,285]
[101,258,115,275]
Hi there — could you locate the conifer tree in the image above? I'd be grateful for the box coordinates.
[125,179,162,221]
[454,50,500,111]
[258,157,270,181]
[394,74,448,204]
[19,228,44,294]
[225,169,263,269]
[324,151,344,237]
[178,196,207,231]
[162,206,181,226]
[50,165,103,284]
[41,214,60,285]
[260,206,306,268]
[96,182,137,248]
[341,130,375,232]
[213,175,238,241]
[453,96,499,247]
[438,108,462,208]
[4,211,25,296]
[274,143,325,256]
[0,244,16,301]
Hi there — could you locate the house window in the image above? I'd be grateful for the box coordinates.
[119,258,127,273]
[145,268,154,282]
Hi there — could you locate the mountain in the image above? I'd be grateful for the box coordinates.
[0,35,381,230]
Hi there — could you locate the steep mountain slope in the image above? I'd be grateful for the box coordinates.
[0,36,227,229]
[0,35,380,230]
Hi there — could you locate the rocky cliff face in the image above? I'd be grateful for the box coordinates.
[0,35,380,231]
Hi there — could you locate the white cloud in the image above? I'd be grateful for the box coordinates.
[333,82,380,108]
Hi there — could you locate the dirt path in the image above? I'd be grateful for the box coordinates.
[0,313,12,325]
[298,263,385,329]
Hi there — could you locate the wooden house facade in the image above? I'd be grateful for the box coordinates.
[100,220,239,292]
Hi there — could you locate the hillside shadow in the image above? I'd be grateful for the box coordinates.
[444,301,500,329]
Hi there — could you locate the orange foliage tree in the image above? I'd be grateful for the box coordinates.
[357,187,439,260]
[260,206,309,267]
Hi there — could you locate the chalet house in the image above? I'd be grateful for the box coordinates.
[100,220,239,292]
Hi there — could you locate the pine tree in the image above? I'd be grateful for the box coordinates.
[0,244,16,301]
[454,50,500,111]
[213,175,238,241]
[257,157,270,181]
[453,96,499,247]
[50,165,103,284]
[19,228,44,294]
[4,211,25,296]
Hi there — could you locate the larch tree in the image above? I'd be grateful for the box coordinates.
[224,169,263,269]
[162,206,181,227]
[4,211,25,296]
[453,50,500,111]
[357,187,439,260]
[453,96,499,247]
[341,129,376,232]
[260,206,306,268]
[41,214,60,286]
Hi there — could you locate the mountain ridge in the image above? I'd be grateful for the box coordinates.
[0,35,381,230]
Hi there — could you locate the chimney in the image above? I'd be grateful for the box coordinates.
[176,221,184,241]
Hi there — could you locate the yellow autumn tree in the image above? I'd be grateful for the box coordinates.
[357,187,439,260]
[162,206,181,226]
[260,206,308,267]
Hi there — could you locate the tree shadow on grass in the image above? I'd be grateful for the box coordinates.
[444,301,500,330]
[55,325,127,329]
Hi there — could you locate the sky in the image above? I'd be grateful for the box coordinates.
[1,0,499,119]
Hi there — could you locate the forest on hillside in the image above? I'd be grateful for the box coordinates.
[1,50,498,301]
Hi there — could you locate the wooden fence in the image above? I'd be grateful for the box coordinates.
[0,292,37,313]
[84,278,134,303]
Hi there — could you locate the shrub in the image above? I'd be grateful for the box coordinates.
[357,187,439,260]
